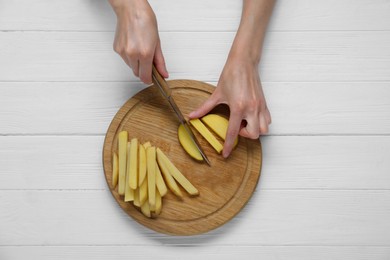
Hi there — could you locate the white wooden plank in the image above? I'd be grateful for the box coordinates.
[0,0,389,31]
[0,136,390,190]
[0,190,389,245]
[1,245,390,260]
[0,31,389,82]
[1,82,389,135]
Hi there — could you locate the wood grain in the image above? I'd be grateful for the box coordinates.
[103,80,262,235]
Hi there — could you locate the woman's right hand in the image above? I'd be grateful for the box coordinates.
[109,0,169,83]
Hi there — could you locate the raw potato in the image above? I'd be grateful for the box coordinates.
[112,138,199,218]
[133,188,140,207]
[112,152,119,188]
[178,124,203,161]
[138,144,147,186]
[118,131,128,195]
[129,138,138,189]
[139,178,148,206]
[125,142,134,202]
[141,200,151,218]
[155,189,162,215]
[190,118,223,153]
[201,114,238,147]
[157,148,199,196]
[146,146,156,210]
[143,142,151,149]
[155,162,168,197]
[156,151,183,198]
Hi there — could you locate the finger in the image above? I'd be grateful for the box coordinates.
[138,55,154,84]
[154,40,169,78]
[223,112,242,158]
[239,115,260,139]
[259,112,269,135]
[265,107,272,124]
[125,55,139,78]
[188,92,219,119]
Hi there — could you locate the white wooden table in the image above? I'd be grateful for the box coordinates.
[1,1,390,259]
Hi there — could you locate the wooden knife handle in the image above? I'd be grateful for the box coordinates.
[152,65,171,97]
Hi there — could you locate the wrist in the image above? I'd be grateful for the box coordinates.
[109,0,148,14]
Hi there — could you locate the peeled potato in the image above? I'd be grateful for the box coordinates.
[190,119,223,153]
[138,144,147,186]
[157,148,199,196]
[118,131,128,195]
[201,114,238,147]
[124,142,134,202]
[129,138,138,189]
[112,152,119,188]
[146,146,156,211]
[178,124,203,161]
[156,149,183,198]
[155,162,168,197]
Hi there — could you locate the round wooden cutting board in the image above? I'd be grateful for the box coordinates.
[103,79,262,235]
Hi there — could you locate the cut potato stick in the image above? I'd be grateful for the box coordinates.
[157,148,199,196]
[112,152,119,188]
[201,114,238,147]
[143,141,151,149]
[124,142,135,202]
[155,162,168,197]
[190,118,223,153]
[118,131,128,195]
[155,189,162,215]
[140,200,151,218]
[156,149,183,198]
[146,146,156,211]
[138,144,147,186]
[139,176,148,206]
[129,138,138,189]
[133,188,140,207]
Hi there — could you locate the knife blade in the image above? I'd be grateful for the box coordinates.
[151,65,211,166]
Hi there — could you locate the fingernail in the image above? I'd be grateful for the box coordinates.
[222,150,229,158]
[188,111,195,118]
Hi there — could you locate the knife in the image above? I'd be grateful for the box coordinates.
[151,65,211,166]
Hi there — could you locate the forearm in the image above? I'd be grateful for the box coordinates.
[229,0,275,64]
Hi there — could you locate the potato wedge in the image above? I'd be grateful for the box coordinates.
[156,150,183,198]
[129,138,138,189]
[155,162,168,197]
[138,143,147,186]
[157,148,198,196]
[112,152,119,188]
[190,118,223,153]
[201,114,238,147]
[146,146,156,210]
[178,124,203,161]
[118,131,128,195]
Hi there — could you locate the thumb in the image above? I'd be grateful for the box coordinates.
[189,93,219,119]
[153,40,169,78]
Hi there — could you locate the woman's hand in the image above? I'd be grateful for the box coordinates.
[189,56,271,158]
[109,0,168,83]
